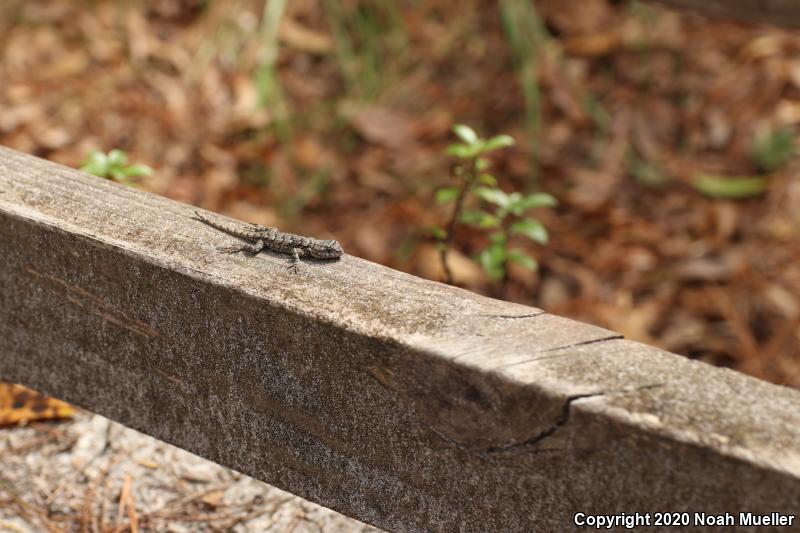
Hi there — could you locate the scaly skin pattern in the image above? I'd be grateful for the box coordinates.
[193,211,343,269]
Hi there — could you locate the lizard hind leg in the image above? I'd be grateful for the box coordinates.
[218,240,265,256]
[286,247,304,273]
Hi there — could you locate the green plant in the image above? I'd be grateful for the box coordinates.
[500,0,547,175]
[584,93,612,166]
[692,174,768,199]
[470,187,557,282]
[628,0,658,28]
[323,0,409,101]
[752,127,795,173]
[433,124,557,284]
[691,127,795,200]
[627,149,669,187]
[80,149,152,186]
[256,0,292,141]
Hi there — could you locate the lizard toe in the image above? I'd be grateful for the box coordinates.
[217,245,242,254]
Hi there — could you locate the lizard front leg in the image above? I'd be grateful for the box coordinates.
[218,239,265,256]
[287,247,305,273]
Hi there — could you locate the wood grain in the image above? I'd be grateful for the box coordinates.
[1,145,798,532]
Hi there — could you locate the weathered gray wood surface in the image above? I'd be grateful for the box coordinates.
[0,145,798,532]
[652,0,800,28]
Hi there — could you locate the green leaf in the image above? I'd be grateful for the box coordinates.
[80,150,109,177]
[110,168,127,181]
[511,218,549,244]
[483,134,515,152]
[107,149,129,167]
[692,174,769,199]
[473,187,509,207]
[517,192,558,210]
[83,149,106,166]
[436,186,461,204]
[478,243,507,281]
[446,143,481,159]
[476,158,491,171]
[445,143,470,158]
[752,128,794,172]
[121,164,153,177]
[80,149,150,185]
[488,231,507,244]
[461,210,499,228]
[507,192,524,215]
[422,226,447,240]
[453,124,479,145]
[508,249,538,270]
[478,173,497,186]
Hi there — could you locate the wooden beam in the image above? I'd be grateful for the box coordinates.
[1,145,798,531]
[652,0,800,28]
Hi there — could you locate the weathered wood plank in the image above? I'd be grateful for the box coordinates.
[652,0,800,28]
[1,145,798,532]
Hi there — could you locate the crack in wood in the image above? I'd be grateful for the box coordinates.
[477,312,544,319]
[480,392,607,454]
[479,384,664,455]
[497,335,625,370]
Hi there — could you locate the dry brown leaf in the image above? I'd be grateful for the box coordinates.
[594,296,661,345]
[349,106,417,149]
[293,135,334,171]
[566,167,620,212]
[563,32,623,57]
[539,0,614,35]
[0,382,76,427]
[200,489,225,509]
[415,244,485,287]
[280,17,333,54]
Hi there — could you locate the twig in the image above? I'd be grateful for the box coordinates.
[101,483,233,533]
[82,455,122,533]
[0,475,64,533]
[439,158,478,284]
[114,474,138,533]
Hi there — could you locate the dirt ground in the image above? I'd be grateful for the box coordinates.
[1,412,381,532]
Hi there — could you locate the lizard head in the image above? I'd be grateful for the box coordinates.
[311,239,344,260]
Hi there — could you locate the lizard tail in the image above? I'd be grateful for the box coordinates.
[193,210,229,232]
[193,210,264,241]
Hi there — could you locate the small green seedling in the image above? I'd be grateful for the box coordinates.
[81,149,152,186]
[433,124,557,284]
[692,127,795,200]
[468,188,556,281]
[752,127,794,173]
[692,174,769,199]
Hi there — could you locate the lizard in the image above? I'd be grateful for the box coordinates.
[193,210,343,271]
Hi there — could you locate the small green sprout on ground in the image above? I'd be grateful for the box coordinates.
[692,127,796,200]
[81,149,152,187]
[433,124,557,284]
[752,126,795,173]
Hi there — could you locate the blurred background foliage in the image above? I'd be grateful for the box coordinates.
[0,0,799,387]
